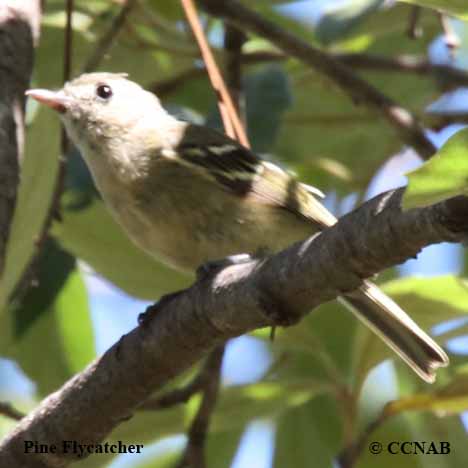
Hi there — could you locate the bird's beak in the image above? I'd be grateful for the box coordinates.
[25,89,72,114]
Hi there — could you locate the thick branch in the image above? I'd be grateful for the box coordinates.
[198,0,436,159]
[0,1,41,275]
[1,190,467,466]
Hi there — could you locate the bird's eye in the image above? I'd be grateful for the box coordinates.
[96,84,113,100]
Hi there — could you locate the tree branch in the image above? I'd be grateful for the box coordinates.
[334,53,468,89]
[407,6,422,39]
[140,347,223,411]
[0,1,41,276]
[0,402,25,422]
[181,0,249,146]
[177,346,225,468]
[424,111,468,129]
[337,411,390,468]
[438,11,460,51]
[0,189,467,466]
[81,0,138,73]
[197,0,436,160]
[148,51,285,98]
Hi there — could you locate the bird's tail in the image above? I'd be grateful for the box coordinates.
[339,280,449,383]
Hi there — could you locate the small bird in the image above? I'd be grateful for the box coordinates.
[27,73,448,382]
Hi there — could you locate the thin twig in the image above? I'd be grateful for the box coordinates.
[438,11,460,51]
[334,53,468,89]
[407,6,422,39]
[173,12,247,466]
[198,0,436,160]
[55,0,74,222]
[81,0,138,73]
[337,411,390,468]
[224,24,247,120]
[0,402,25,421]
[140,357,216,410]
[60,0,73,164]
[181,0,249,147]
[148,51,285,98]
[124,22,199,57]
[424,111,468,129]
[177,346,225,468]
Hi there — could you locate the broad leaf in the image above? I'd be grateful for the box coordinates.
[245,66,292,153]
[403,128,468,210]
[1,239,94,396]
[274,395,341,468]
[0,110,61,318]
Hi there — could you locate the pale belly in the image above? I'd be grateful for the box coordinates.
[105,189,317,274]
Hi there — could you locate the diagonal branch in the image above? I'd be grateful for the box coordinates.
[197,0,436,160]
[181,0,249,147]
[333,53,468,89]
[148,51,285,98]
[176,346,225,468]
[337,410,390,468]
[81,0,138,73]
[0,402,25,421]
[140,346,224,410]
[0,189,467,466]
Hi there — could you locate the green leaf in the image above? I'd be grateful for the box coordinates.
[52,199,190,299]
[403,128,468,210]
[1,239,94,396]
[245,66,293,153]
[206,65,292,153]
[356,366,468,468]
[112,379,323,450]
[0,109,61,317]
[398,0,468,19]
[111,406,185,444]
[128,450,181,468]
[212,380,326,432]
[270,300,359,385]
[273,2,443,194]
[206,427,245,468]
[353,276,468,390]
[273,395,341,468]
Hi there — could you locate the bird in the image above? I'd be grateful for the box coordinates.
[26,72,449,382]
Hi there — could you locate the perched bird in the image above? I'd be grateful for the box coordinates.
[27,73,448,382]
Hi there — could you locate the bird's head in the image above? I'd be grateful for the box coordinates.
[26,73,170,158]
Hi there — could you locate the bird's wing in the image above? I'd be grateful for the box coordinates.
[168,122,261,196]
[169,122,336,228]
